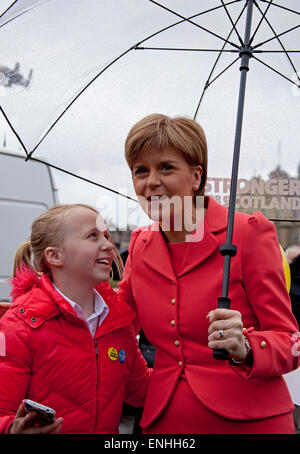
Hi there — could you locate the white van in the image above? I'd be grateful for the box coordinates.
[0,150,57,301]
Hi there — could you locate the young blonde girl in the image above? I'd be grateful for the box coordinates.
[0,204,149,434]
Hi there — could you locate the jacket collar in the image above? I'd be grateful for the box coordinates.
[40,276,136,335]
[204,196,229,233]
[139,196,228,279]
[10,267,135,333]
[94,282,136,337]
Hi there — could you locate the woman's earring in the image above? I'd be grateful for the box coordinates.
[193,185,198,191]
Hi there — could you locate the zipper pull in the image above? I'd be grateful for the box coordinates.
[94,340,98,357]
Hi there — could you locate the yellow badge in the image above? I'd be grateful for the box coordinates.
[108,347,118,361]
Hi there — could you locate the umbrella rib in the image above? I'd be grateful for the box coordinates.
[135,14,203,48]
[27,46,135,157]
[137,0,243,47]
[0,0,51,29]
[148,0,240,50]
[259,0,300,16]
[249,0,274,46]
[0,0,18,18]
[0,105,28,156]
[136,0,243,49]
[206,57,240,87]
[194,58,240,120]
[252,25,300,50]
[252,55,300,87]
[253,50,300,53]
[135,47,239,52]
[194,1,248,120]
[253,0,300,83]
[25,157,138,202]
[25,2,243,157]
[220,0,244,46]
[270,218,300,223]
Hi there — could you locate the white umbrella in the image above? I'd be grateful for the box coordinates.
[0,0,299,358]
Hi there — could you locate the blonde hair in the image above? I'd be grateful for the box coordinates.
[13,204,124,280]
[125,114,208,195]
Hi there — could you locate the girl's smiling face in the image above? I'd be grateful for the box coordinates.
[58,207,114,285]
[132,147,202,229]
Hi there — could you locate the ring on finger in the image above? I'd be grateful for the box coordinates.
[219,329,224,339]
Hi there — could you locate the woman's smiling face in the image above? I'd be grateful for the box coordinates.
[132,147,202,229]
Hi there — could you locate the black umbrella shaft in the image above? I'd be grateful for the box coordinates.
[222,0,254,297]
[214,0,254,361]
[222,68,249,296]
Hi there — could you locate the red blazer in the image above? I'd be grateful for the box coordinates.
[118,197,300,429]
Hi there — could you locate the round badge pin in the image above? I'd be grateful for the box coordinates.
[119,349,126,363]
[108,347,118,361]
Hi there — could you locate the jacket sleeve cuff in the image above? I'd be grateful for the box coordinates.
[227,329,256,379]
[228,328,297,379]
[1,416,15,434]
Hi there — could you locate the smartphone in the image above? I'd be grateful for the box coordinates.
[24,399,56,426]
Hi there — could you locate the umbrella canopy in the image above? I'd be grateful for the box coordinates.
[0,0,299,228]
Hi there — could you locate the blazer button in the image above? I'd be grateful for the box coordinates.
[171,280,176,285]
[171,298,176,305]
[178,361,183,367]
[260,341,267,348]
[174,340,180,347]
[31,317,37,323]
[170,320,175,327]
[19,308,25,314]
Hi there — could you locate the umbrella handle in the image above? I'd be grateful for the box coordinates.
[212,349,228,361]
[212,296,231,361]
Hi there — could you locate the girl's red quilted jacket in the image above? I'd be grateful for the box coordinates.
[0,267,150,434]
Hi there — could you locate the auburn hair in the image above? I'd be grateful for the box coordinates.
[125,113,208,195]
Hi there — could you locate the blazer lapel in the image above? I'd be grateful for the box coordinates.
[177,197,229,276]
[177,216,219,277]
[140,224,175,280]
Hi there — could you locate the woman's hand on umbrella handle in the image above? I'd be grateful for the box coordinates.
[207,308,249,361]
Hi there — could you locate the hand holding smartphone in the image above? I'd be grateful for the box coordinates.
[10,400,63,434]
[24,399,56,426]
